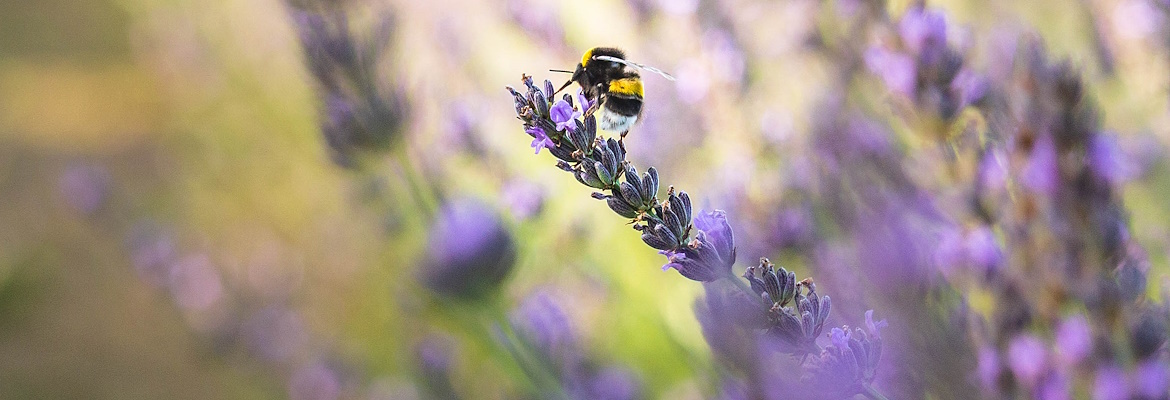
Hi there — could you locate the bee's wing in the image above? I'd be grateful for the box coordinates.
[592,55,676,81]
[636,64,675,81]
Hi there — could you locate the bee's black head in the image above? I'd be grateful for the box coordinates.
[556,47,629,97]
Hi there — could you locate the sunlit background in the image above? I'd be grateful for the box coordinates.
[2,0,1169,398]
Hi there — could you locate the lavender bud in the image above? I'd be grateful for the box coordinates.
[659,209,735,282]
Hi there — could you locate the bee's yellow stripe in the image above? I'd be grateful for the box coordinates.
[581,48,594,66]
[608,77,643,97]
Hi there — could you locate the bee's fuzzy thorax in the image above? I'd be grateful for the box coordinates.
[608,77,644,98]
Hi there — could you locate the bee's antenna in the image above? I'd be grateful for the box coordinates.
[549,69,574,73]
[592,55,676,81]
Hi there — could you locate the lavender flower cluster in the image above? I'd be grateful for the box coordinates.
[291,4,408,167]
[850,4,1170,399]
[507,76,890,399]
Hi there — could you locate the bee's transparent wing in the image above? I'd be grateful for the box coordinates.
[593,55,676,81]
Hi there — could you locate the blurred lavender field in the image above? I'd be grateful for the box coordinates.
[3,0,1170,398]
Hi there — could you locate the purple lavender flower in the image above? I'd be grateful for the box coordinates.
[1092,365,1129,400]
[661,209,736,282]
[511,290,576,365]
[1135,358,1169,398]
[416,334,460,399]
[951,68,988,109]
[803,311,885,399]
[1007,334,1048,388]
[575,91,593,114]
[549,98,581,132]
[58,163,110,215]
[242,306,310,362]
[694,282,770,370]
[503,179,545,220]
[1088,134,1139,185]
[864,47,917,97]
[934,226,1002,276]
[572,366,642,400]
[288,361,341,400]
[742,259,832,354]
[527,125,555,154]
[127,222,178,288]
[293,7,408,167]
[1021,135,1060,195]
[1036,371,1070,400]
[975,346,1000,390]
[167,253,224,312]
[420,199,516,299]
[898,7,947,57]
[965,227,1002,273]
[1054,314,1092,366]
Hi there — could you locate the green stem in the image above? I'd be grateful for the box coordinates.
[863,384,891,400]
[485,304,570,400]
[391,145,439,219]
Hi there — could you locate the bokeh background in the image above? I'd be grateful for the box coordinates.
[2,0,1169,398]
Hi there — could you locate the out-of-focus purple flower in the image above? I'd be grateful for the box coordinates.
[511,290,576,364]
[1135,358,1169,397]
[416,334,459,399]
[128,222,178,288]
[966,227,1003,273]
[695,282,769,369]
[289,361,341,400]
[420,199,516,299]
[769,207,815,250]
[899,7,947,57]
[1054,314,1092,366]
[661,209,736,282]
[503,180,545,220]
[976,346,1001,390]
[549,99,581,132]
[1007,334,1048,387]
[58,163,110,215]
[167,253,224,312]
[951,68,988,109]
[1088,134,1139,185]
[979,150,1008,194]
[804,313,885,399]
[935,226,1003,275]
[527,126,555,154]
[1022,136,1060,195]
[864,309,887,338]
[1036,371,1071,400]
[417,336,453,374]
[574,366,642,400]
[295,9,407,167]
[864,47,917,97]
[243,306,310,362]
[505,0,565,47]
[1092,365,1129,400]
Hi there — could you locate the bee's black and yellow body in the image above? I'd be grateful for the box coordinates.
[559,47,644,135]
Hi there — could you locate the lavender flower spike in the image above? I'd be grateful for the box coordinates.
[661,209,736,282]
[804,311,886,399]
[420,199,517,299]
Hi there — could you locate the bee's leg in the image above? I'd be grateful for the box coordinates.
[584,94,604,117]
[619,130,629,153]
[584,98,602,117]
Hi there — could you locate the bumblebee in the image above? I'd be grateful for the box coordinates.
[553,47,673,139]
